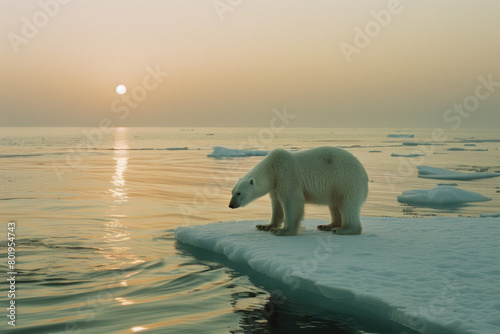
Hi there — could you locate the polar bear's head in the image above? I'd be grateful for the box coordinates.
[229,177,256,209]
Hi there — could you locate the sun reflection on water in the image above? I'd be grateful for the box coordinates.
[110,127,129,204]
[98,128,140,271]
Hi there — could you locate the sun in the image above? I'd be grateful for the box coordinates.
[116,84,127,95]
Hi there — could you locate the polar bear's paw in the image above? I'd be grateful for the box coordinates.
[256,224,273,231]
[317,224,334,231]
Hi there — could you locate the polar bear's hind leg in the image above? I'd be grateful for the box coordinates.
[332,203,362,235]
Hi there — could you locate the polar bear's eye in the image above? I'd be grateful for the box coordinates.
[236,192,241,196]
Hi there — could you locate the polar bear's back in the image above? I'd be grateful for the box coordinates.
[287,146,368,205]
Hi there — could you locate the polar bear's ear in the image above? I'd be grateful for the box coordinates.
[249,177,255,185]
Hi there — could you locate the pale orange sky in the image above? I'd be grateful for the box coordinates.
[1,0,499,128]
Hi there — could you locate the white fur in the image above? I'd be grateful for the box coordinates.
[229,147,369,236]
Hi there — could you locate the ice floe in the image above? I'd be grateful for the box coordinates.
[207,146,269,158]
[387,134,414,138]
[460,139,500,143]
[397,186,491,207]
[402,142,434,146]
[107,147,188,151]
[175,218,500,334]
[446,148,488,151]
[391,153,425,157]
[417,166,500,180]
[479,213,500,218]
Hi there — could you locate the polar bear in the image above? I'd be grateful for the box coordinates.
[228,147,368,236]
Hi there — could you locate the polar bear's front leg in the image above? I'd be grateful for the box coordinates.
[270,195,304,236]
[256,192,283,231]
[318,205,342,231]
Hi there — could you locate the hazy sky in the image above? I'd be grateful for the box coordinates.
[1,0,499,128]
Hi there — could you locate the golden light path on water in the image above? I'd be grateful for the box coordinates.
[99,128,149,331]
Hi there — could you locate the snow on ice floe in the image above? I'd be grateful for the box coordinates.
[207,146,269,158]
[391,153,425,157]
[397,186,491,207]
[387,134,414,138]
[417,166,500,180]
[175,218,500,334]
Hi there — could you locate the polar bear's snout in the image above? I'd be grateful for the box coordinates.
[229,196,240,209]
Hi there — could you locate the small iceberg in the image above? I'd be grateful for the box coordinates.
[108,147,188,151]
[402,141,433,146]
[165,147,189,150]
[417,166,500,180]
[479,213,500,218]
[460,139,500,143]
[391,153,425,157]
[387,134,414,138]
[397,186,491,207]
[207,146,269,158]
[446,148,488,151]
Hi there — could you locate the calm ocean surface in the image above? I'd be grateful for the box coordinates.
[1,127,499,333]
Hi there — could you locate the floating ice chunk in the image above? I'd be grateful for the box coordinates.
[165,147,189,150]
[479,213,500,218]
[402,142,433,146]
[391,153,425,157]
[108,147,188,151]
[207,146,269,158]
[175,218,500,334]
[397,186,490,207]
[460,139,500,143]
[417,166,500,180]
[446,148,488,151]
[387,134,414,138]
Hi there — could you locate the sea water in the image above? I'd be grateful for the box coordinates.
[0,127,498,333]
